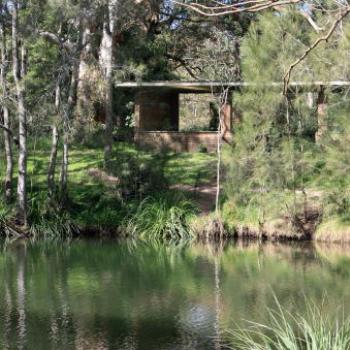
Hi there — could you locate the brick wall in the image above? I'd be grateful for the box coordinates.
[135,131,230,153]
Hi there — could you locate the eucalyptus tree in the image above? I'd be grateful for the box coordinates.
[11,0,28,226]
[100,0,119,169]
[37,0,95,205]
[0,3,12,203]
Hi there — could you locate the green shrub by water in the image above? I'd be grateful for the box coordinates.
[232,300,350,350]
[124,192,197,240]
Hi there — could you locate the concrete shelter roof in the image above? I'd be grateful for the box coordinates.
[114,81,350,94]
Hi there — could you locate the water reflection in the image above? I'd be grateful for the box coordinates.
[16,241,26,350]
[0,239,349,349]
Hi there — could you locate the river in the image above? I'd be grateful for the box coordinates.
[0,239,349,349]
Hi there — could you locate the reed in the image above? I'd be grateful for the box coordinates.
[232,300,350,350]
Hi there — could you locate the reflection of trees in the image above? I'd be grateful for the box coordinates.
[214,257,222,350]
[207,241,226,350]
[2,239,350,350]
[3,280,12,349]
[11,240,27,350]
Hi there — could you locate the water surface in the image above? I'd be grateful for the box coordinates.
[0,239,349,349]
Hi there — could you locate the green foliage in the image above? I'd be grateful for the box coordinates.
[124,192,197,240]
[1,138,213,237]
[5,0,350,240]
[0,203,8,236]
[222,11,350,236]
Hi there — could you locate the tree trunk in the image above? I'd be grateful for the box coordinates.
[12,0,28,226]
[215,89,229,214]
[48,83,60,197]
[60,26,84,205]
[0,20,13,203]
[60,72,76,205]
[77,26,92,117]
[100,0,118,169]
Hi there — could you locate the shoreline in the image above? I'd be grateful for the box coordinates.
[3,218,350,244]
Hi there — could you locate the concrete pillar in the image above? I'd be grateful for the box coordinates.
[315,86,327,144]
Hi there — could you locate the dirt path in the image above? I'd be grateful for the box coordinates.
[171,182,217,215]
[87,167,218,215]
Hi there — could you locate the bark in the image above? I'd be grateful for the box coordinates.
[306,92,314,109]
[48,83,60,197]
[12,0,28,226]
[60,77,75,204]
[77,26,92,117]
[0,19,13,202]
[60,25,84,205]
[100,0,118,169]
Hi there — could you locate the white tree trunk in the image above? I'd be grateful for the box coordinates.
[12,0,28,226]
[60,26,84,205]
[215,89,229,214]
[0,20,13,202]
[48,83,60,197]
[60,75,75,203]
[100,0,118,168]
[77,26,92,117]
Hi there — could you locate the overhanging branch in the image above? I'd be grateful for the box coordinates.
[283,6,350,95]
[173,0,302,17]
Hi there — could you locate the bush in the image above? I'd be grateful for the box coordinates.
[117,157,166,199]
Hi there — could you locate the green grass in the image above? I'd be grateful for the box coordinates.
[232,299,350,350]
[124,191,198,240]
[163,152,217,186]
[0,138,215,236]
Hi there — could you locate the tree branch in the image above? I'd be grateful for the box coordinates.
[38,31,73,51]
[0,124,13,139]
[0,121,18,146]
[0,123,13,136]
[300,10,323,32]
[173,0,302,17]
[283,6,350,95]
[166,53,200,79]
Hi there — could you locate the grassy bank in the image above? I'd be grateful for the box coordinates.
[0,138,216,238]
[220,195,350,243]
[3,136,350,241]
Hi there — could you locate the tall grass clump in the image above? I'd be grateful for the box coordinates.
[232,300,350,350]
[125,192,197,240]
[29,212,79,239]
[0,200,12,237]
[0,208,7,236]
[28,194,79,239]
